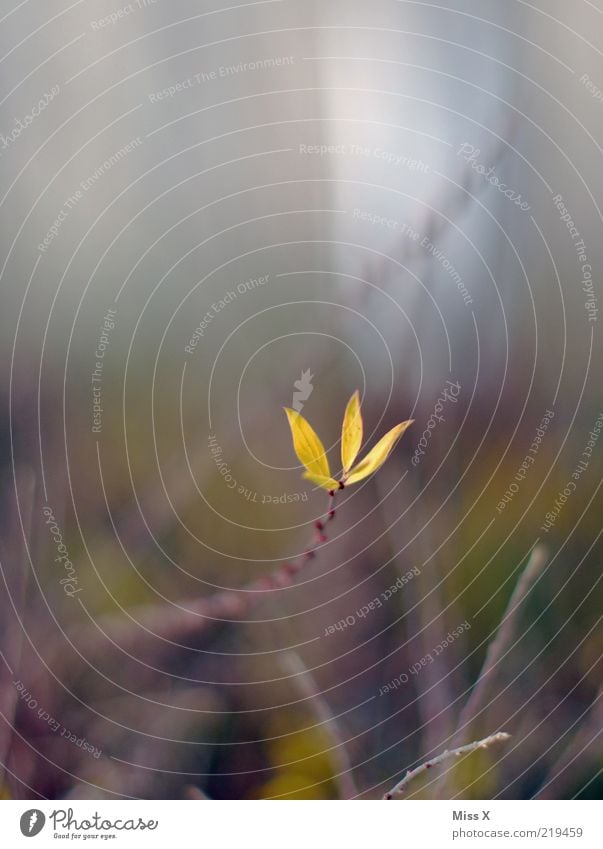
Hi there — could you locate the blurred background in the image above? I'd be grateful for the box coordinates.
[0,0,601,800]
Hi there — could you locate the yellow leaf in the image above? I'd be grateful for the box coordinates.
[302,471,340,491]
[284,408,331,479]
[345,420,413,485]
[341,390,363,474]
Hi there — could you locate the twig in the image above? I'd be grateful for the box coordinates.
[282,649,359,799]
[68,490,341,657]
[453,545,548,743]
[384,732,511,799]
[0,466,36,785]
[183,785,211,800]
[377,472,456,752]
[535,688,603,799]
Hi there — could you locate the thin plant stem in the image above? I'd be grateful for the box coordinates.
[453,545,548,744]
[69,489,341,657]
[183,785,211,800]
[384,732,511,799]
[283,649,359,800]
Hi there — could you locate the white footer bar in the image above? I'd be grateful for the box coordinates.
[0,800,599,848]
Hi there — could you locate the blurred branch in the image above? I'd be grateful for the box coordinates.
[65,490,340,661]
[183,785,211,800]
[0,466,36,785]
[453,544,549,743]
[535,688,603,799]
[282,650,358,800]
[377,473,455,753]
[384,732,511,799]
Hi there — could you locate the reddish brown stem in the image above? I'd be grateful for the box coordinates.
[69,490,341,657]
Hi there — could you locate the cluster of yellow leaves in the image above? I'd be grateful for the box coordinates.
[284,391,413,491]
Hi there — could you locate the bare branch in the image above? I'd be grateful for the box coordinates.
[377,472,456,751]
[65,490,341,660]
[183,785,211,800]
[384,732,511,799]
[453,545,548,742]
[0,466,36,783]
[283,650,359,800]
[535,688,603,799]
